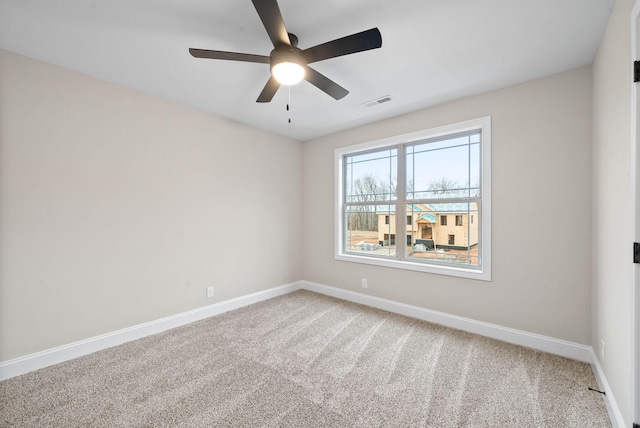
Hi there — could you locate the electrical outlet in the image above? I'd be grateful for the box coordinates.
[600,340,605,363]
[206,286,214,299]
[361,278,368,289]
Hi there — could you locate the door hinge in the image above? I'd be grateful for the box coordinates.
[635,242,640,263]
[635,61,640,82]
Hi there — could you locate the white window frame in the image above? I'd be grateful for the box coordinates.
[334,116,491,281]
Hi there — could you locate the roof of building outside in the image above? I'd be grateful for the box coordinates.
[418,213,437,222]
[425,203,476,213]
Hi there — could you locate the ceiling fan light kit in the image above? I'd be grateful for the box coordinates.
[272,61,304,85]
[270,49,306,86]
[189,0,382,103]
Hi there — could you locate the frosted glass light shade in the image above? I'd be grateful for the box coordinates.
[272,62,305,85]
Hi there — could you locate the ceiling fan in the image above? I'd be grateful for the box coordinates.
[189,0,382,103]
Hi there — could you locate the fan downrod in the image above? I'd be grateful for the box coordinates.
[288,33,298,47]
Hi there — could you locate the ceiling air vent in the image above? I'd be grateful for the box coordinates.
[362,95,393,108]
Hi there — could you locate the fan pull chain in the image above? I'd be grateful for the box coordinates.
[287,86,291,123]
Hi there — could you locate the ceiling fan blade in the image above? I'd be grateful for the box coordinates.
[251,0,290,47]
[257,76,280,103]
[302,28,382,64]
[304,66,349,100]
[189,48,270,64]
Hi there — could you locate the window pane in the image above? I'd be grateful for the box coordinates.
[345,149,397,203]
[344,205,395,257]
[406,202,479,266]
[406,133,479,200]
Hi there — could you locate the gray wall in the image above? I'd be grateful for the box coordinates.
[302,66,593,345]
[592,0,633,424]
[0,49,303,361]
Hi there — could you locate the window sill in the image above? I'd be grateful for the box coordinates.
[335,252,491,281]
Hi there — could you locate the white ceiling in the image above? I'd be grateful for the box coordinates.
[0,0,614,141]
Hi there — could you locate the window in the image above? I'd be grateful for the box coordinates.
[335,117,491,280]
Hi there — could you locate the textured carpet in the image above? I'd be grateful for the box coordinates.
[1,290,610,427]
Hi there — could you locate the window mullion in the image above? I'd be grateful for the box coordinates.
[396,144,406,260]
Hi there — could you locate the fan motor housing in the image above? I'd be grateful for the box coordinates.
[270,47,306,70]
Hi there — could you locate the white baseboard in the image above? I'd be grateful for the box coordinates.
[301,280,593,362]
[0,281,302,381]
[590,349,626,428]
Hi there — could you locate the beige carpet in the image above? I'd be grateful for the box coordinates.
[0,290,610,427]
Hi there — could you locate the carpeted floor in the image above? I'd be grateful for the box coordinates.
[0,290,611,427]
